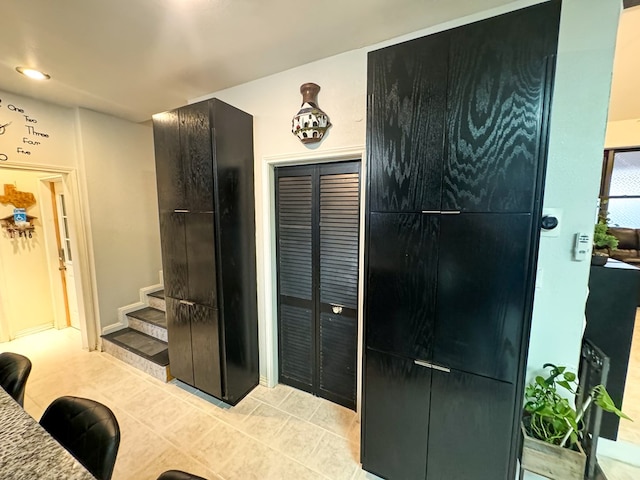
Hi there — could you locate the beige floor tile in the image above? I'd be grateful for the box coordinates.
[352,468,385,480]
[249,383,293,407]
[214,395,261,427]
[112,422,172,480]
[278,388,322,420]
[309,400,357,438]
[306,431,359,480]
[272,416,325,464]
[190,422,252,473]
[598,456,640,480]
[270,456,326,480]
[159,407,221,452]
[217,437,289,480]
[128,445,222,480]
[237,402,291,443]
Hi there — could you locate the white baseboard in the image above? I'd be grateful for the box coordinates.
[14,323,54,339]
[259,375,269,387]
[101,320,126,336]
[138,283,163,303]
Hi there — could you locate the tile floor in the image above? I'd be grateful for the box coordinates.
[3,327,640,480]
[0,328,380,480]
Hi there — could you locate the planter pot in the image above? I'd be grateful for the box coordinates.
[591,254,608,266]
[520,425,586,480]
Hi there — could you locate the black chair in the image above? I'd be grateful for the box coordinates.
[40,396,120,480]
[157,471,208,480]
[0,352,32,407]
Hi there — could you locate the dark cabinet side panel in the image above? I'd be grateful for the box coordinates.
[367,32,448,213]
[153,110,186,212]
[363,348,431,480]
[186,213,217,308]
[434,214,530,383]
[191,304,222,399]
[443,1,560,213]
[212,100,259,403]
[180,102,214,212]
[165,297,194,386]
[366,213,438,360]
[159,212,188,301]
[426,370,515,480]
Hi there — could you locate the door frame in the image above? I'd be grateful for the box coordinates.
[0,161,97,350]
[262,145,365,413]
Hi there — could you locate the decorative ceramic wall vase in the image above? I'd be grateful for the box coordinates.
[291,83,331,144]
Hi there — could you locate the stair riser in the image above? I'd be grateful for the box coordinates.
[102,340,172,383]
[127,315,168,342]
[148,296,166,312]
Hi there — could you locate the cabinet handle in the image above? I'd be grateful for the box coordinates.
[430,364,451,373]
[441,210,461,215]
[174,209,190,213]
[414,359,451,373]
[414,359,434,369]
[179,300,195,306]
[421,210,441,214]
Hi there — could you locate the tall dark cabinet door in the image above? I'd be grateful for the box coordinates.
[180,102,214,212]
[165,297,194,386]
[366,213,439,360]
[191,304,222,398]
[426,370,515,480]
[363,349,431,480]
[368,32,448,213]
[443,2,560,213]
[186,213,217,308]
[434,214,531,383]
[154,110,188,301]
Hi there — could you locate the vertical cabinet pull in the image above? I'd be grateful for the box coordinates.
[414,359,450,373]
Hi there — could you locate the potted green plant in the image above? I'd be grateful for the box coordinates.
[520,363,631,479]
[592,220,618,266]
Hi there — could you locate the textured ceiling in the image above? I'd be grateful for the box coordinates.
[0,0,517,123]
[0,1,635,123]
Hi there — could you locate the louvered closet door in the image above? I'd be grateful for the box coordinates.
[276,161,361,410]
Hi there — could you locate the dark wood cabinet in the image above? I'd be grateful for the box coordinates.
[362,2,561,479]
[153,98,258,405]
[585,260,640,439]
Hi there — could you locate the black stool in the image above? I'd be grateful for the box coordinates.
[157,470,208,480]
[0,352,32,407]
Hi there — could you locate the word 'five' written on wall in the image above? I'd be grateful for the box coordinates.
[0,97,51,162]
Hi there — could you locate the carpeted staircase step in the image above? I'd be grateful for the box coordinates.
[102,328,171,382]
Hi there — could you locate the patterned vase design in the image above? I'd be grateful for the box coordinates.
[291,83,331,144]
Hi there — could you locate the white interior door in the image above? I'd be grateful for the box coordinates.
[54,184,80,329]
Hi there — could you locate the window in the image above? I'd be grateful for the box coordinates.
[600,148,640,228]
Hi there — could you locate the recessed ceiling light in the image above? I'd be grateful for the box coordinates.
[16,67,51,80]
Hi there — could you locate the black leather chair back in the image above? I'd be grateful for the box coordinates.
[157,470,208,480]
[40,396,120,480]
[0,352,32,407]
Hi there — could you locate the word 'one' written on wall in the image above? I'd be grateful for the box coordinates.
[0,97,52,162]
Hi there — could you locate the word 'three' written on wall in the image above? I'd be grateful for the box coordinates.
[0,96,52,162]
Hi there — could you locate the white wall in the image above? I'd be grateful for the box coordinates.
[191,0,622,386]
[0,169,56,338]
[75,108,161,332]
[605,118,640,149]
[528,0,621,377]
[1,89,161,345]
